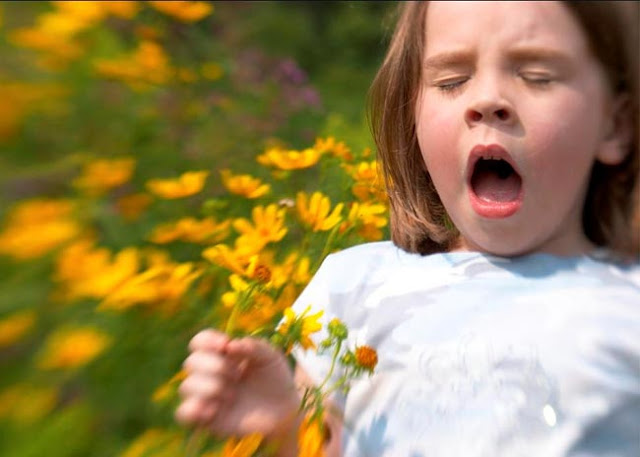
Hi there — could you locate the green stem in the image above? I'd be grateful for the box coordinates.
[184,427,205,457]
[313,223,341,273]
[318,340,342,391]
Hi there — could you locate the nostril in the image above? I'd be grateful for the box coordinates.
[495,109,509,120]
[468,110,482,122]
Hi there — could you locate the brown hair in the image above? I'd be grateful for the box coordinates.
[368,1,639,259]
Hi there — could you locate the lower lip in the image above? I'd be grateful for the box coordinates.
[468,190,522,218]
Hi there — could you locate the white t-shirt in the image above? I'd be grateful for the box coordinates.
[292,241,640,457]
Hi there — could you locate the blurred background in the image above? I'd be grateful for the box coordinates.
[0,2,395,456]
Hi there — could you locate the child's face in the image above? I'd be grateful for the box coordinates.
[415,1,623,256]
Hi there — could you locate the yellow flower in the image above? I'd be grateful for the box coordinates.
[257,146,321,170]
[296,192,344,232]
[277,306,323,353]
[233,204,288,255]
[355,345,378,371]
[298,416,326,457]
[73,157,136,196]
[116,193,152,221]
[152,369,187,403]
[120,428,183,457]
[38,326,111,370]
[146,170,208,199]
[149,217,230,244]
[148,1,213,22]
[54,241,140,301]
[0,310,36,348]
[0,198,81,260]
[101,1,140,19]
[221,433,263,457]
[99,260,202,313]
[343,160,387,203]
[220,169,270,199]
[202,243,251,276]
[0,384,57,424]
[314,136,353,161]
[94,40,173,88]
[345,202,388,241]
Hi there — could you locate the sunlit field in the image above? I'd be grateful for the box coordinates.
[0,2,394,456]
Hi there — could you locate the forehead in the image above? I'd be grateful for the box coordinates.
[424,1,590,56]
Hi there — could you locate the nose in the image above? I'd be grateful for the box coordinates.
[464,77,516,127]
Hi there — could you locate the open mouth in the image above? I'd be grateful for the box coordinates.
[470,157,522,202]
[467,144,523,218]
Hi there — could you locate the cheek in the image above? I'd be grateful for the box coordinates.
[416,101,460,172]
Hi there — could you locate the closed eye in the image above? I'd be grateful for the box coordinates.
[519,72,553,86]
[435,77,469,93]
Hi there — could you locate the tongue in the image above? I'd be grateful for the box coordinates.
[472,169,521,202]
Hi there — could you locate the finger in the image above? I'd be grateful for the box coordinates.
[183,351,242,381]
[175,396,214,426]
[189,329,230,353]
[179,373,233,401]
[226,336,280,364]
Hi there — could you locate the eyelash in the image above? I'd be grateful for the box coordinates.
[435,78,469,93]
[519,73,553,86]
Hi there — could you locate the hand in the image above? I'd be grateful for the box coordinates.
[175,329,301,441]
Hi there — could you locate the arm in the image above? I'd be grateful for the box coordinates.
[175,329,342,456]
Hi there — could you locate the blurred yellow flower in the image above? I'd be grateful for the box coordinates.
[38,326,111,370]
[221,433,263,457]
[146,170,209,199]
[73,157,136,196]
[0,310,37,348]
[220,169,270,199]
[0,384,57,424]
[100,260,202,312]
[116,193,153,221]
[343,160,387,202]
[296,192,344,232]
[202,243,250,276]
[257,146,321,170]
[120,428,183,457]
[94,40,173,88]
[298,416,326,457]
[314,136,353,161]
[149,217,230,244]
[55,241,140,301]
[233,204,288,255]
[0,198,81,260]
[344,202,388,241]
[201,62,224,80]
[101,1,140,19]
[277,305,323,353]
[149,1,213,22]
[152,369,187,403]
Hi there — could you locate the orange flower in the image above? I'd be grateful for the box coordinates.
[0,310,36,348]
[355,345,378,371]
[233,204,288,255]
[314,136,353,161]
[116,193,152,221]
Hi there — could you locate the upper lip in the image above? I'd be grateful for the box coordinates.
[466,144,521,182]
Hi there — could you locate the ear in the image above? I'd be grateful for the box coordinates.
[596,94,633,166]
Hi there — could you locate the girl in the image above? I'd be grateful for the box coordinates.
[176,2,640,456]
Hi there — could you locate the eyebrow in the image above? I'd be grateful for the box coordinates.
[423,50,475,71]
[505,47,573,64]
[423,47,572,71]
